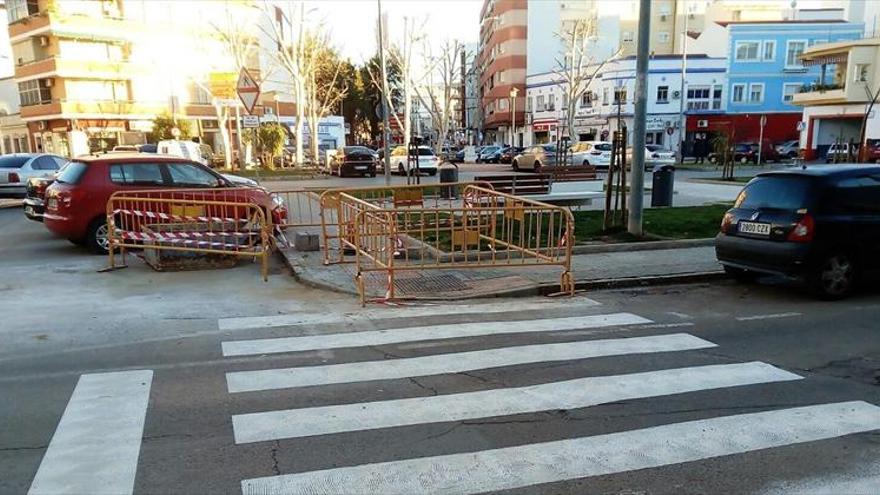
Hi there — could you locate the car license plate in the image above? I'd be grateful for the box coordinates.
[25,206,34,216]
[354,166,366,170]
[47,198,57,210]
[738,221,771,236]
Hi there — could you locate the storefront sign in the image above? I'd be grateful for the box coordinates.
[646,116,669,131]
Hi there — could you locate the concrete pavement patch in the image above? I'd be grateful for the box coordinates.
[571,238,715,254]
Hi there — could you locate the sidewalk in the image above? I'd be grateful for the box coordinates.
[279,243,723,301]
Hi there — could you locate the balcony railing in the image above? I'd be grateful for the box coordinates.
[799,82,844,93]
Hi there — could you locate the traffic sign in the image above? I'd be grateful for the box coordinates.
[237,68,260,115]
[242,115,260,128]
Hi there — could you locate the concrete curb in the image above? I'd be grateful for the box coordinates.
[686,178,752,186]
[0,201,22,209]
[277,250,727,301]
[571,238,715,254]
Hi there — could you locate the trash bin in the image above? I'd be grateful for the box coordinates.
[439,162,459,199]
[651,164,675,207]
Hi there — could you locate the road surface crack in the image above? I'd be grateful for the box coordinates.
[408,377,438,396]
[270,440,281,475]
[0,445,47,452]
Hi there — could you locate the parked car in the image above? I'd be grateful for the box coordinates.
[326,146,377,177]
[452,148,466,163]
[775,140,800,159]
[157,140,212,166]
[0,153,67,198]
[41,154,286,254]
[709,143,780,165]
[388,146,439,176]
[568,141,613,168]
[499,146,523,164]
[645,145,676,167]
[477,145,503,163]
[512,144,558,172]
[715,165,880,299]
[825,142,859,163]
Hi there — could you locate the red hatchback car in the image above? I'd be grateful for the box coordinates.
[43,154,286,253]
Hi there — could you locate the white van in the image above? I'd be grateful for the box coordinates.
[157,140,209,166]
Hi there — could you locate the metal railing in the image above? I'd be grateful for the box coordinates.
[330,184,574,305]
[105,188,273,280]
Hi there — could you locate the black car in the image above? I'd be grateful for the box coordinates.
[327,146,377,177]
[500,146,524,164]
[715,165,880,299]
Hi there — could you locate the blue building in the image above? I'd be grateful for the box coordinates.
[720,20,863,143]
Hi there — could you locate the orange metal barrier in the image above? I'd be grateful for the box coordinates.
[105,188,273,280]
[334,185,574,305]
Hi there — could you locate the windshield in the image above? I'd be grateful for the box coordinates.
[593,143,612,151]
[344,146,372,154]
[734,176,814,210]
[55,161,88,185]
[418,148,435,156]
[482,146,500,153]
[0,155,30,168]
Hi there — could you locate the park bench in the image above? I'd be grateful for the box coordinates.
[475,166,603,207]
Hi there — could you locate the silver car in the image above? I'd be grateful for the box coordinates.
[0,153,67,198]
[512,144,558,172]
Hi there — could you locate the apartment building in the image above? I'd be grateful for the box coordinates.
[794,38,880,159]
[5,0,286,157]
[477,0,526,145]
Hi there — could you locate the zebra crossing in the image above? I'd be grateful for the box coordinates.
[218,304,880,494]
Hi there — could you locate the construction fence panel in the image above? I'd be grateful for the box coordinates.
[106,188,273,281]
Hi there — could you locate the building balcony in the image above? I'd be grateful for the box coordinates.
[9,9,143,43]
[15,57,145,80]
[792,84,848,106]
[20,99,168,120]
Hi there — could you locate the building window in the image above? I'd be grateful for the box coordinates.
[602,87,609,105]
[783,83,800,103]
[536,95,545,112]
[622,31,634,42]
[656,85,669,103]
[658,32,670,43]
[498,98,508,111]
[613,87,627,104]
[580,91,592,107]
[735,41,760,61]
[547,94,555,111]
[7,0,39,22]
[18,79,51,106]
[855,64,870,82]
[712,85,722,109]
[686,85,711,110]
[786,41,807,68]
[526,96,532,112]
[732,83,745,103]
[762,41,775,61]
[749,83,764,103]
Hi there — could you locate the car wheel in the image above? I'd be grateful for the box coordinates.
[86,217,110,255]
[428,170,437,176]
[723,265,757,283]
[739,156,749,164]
[709,155,718,164]
[370,171,376,178]
[397,163,405,175]
[810,252,857,300]
[512,160,519,171]
[534,161,542,172]
[582,160,590,166]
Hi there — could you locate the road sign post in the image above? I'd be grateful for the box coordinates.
[758,114,767,166]
[236,68,261,170]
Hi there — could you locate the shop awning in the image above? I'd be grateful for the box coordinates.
[801,53,848,67]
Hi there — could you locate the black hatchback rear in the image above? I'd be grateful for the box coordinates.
[715,165,880,298]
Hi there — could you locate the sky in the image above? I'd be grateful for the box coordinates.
[302,0,484,62]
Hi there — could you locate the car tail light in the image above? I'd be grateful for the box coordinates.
[787,213,815,243]
[720,212,734,234]
[8,172,20,183]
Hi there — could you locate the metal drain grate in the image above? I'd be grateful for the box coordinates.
[394,274,471,294]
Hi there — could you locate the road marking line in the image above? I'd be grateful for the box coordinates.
[226,333,716,393]
[28,370,153,495]
[240,401,880,495]
[217,298,602,331]
[634,322,695,329]
[231,362,799,443]
[735,312,802,321]
[221,313,651,357]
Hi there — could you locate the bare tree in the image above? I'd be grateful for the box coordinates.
[389,17,425,147]
[259,1,309,166]
[301,32,349,163]
[414,39,463,154]
[208,2,260,169]
[553,17,619,142]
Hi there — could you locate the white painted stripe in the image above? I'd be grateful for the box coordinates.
[241,401,880,495]
[217,297,602,331]
[28,370,153,495]
[232,362,800,443]
[226,333,716,393]
[221,313,650,357]
[736,312,802,321]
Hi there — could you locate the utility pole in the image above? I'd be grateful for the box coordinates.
[377,0,391,185]
[628,0,651,236]
[677,0,689,161]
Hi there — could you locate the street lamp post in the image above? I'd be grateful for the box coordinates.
[509,87,519,146]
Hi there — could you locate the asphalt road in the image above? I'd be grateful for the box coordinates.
[2,206,879,494]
